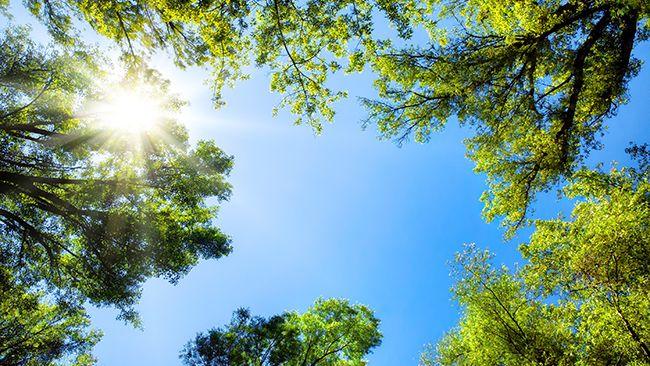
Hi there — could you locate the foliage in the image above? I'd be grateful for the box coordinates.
[424,246,577,366]
[0,268,101,366]
[11,0,649,233]
[6,0,431,130]
[425,158,650,365]
[181,308,299,365]
[181,298,382,366]
[0,25,233,323]
[2,0,648,364]
[15,0,384,130]
[366,0,649,234]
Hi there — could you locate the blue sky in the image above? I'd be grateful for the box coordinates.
[8,4,650,365]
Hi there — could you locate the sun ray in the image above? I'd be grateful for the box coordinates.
[94,88,163,135]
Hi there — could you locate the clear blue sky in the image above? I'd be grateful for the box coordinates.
[9,4,650,365]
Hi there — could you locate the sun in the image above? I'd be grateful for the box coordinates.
[95,88,163,135]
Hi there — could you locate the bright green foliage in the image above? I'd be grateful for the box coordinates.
[181,298,382,365]
[366,0,649,234]
[13,0,649,234]
[11,0,435,130]
[0,25,233,323]
[15,0,407,130]
[521,159,650,363]
[425,246,578,365]
[288,298,382,365]
[426,158,650,365]
[0,268,101,366]
[4,1,648,363]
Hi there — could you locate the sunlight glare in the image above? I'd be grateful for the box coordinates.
[96,89,162,135]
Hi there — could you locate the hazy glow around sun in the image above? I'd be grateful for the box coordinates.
[95,88,163,134]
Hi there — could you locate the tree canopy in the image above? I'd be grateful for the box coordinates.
[181,298,382,366]
[1,0,648,364]
[0,22,233,325]
[0,267,100,366]
[366,0,649,234]
[424,154,650,365]
[11,0,648,233]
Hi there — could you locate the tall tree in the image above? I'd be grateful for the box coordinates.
[0,25,233,323]
[181,298,382,366]
[424,154,650,365]
[13,0,648,232]
[366,0,649,234]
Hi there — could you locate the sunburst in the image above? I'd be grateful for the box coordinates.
[94,87,163,135]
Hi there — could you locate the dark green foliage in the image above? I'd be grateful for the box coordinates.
[181,298,382,366]
[0,25,233,323]
[182,309,300,366]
